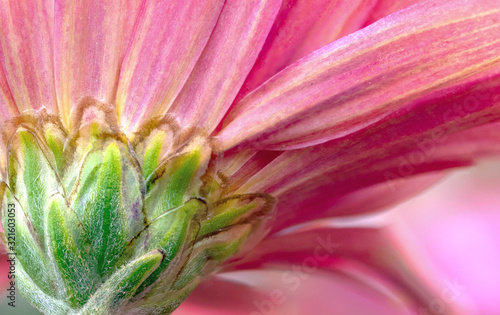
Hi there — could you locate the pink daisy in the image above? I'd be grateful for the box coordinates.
[0,0,499,314]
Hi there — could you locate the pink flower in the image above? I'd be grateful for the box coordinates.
[0,0,499,314]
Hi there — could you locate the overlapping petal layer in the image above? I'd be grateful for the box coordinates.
[173,278,271,315]
[268,172,445,233]
[218,0,500,150]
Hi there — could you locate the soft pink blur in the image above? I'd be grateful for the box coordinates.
[390,159,500,315]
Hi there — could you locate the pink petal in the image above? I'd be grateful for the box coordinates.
[54,0,141,127]
[0,65,18,121]
[0,0,56,114]
[229,0,380,106]
[116,0,225,132]
[229,227,459,313]
[0,66,18,178]
[166,0,281,133]
[217,0,500,151]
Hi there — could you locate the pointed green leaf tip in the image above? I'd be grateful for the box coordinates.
[84,142,127,278]
[0,110,276,314]
[47,196,94,308]
[81,250,163,315]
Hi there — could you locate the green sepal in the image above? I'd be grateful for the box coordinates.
[83,142,127,278]
[45,130,65,174]
[80,250,163,315]
[199,194,272,237]
[46,195,94,308]
[129,199,204,295]
[70,150,103,219]
[17,263,70,315]
[127,278,200,315]
[17,131,60,245]
[142,133,165,181]
[172,224,251,291]
[7,153,17,192]
[2,189,57,297]
[199,203,254,237]
[146,150,201,219]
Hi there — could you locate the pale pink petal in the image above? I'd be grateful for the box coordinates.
[0,0,56,113]
[217,0,500,151]
[390,162,500,314]
[229,0,379,106]
[54,0,142,127]
[229,227,461,314]
[167,0,281,133]
[116,0,224,132]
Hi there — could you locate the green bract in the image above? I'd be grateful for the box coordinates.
[0,99,276,315]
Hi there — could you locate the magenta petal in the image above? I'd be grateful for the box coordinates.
[0,1,56,114]
[167,0,281,132]
[54,0,142,127]
[269,172,445,233]
[269,123,500,233]
[116,0,224,132]
[217,0,500,151]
